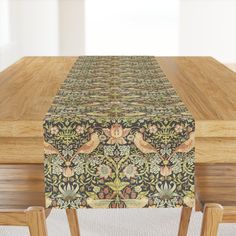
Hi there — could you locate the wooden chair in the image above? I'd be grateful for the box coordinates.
[200,204,236,236]
[0,164,80,236]
[178,204,236,236]
[0,208,80,236]
[0,207,49,236]
[178,163,236,236]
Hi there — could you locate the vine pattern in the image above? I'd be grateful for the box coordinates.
[44,57,195,209]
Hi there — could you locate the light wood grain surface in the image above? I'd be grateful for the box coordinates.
[0,57,236,163]
[200,203,223,236]
[178,207,192,236]
[66,209,81,236]
[0,207,48,236]
[0,57,77,122]
[157,57,236,121]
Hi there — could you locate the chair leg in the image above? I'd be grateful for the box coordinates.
[200,203,223,236]
[26,207,48,236]
[66,208,81,236]
[178,207,192,236]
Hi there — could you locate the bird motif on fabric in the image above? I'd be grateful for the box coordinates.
[103,123,130,145]
[77,132,100,154]
[133,132,158,154]
[174,132,195,153]
[44,141,60,155]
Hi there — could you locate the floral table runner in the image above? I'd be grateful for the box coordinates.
[44,56,195,209]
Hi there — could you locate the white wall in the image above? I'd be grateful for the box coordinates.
[0,0,85,71]
[85,0,180,56]
[179,0,236,63]
[58,0,85,55]
[0,0,16,71]
[85,0,236,63]
[0,0,59,71]
[0,0,9,47]
[0,0,236,71]
[10,0,59,56]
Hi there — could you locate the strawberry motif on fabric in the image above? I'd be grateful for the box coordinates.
[44,56,195,209]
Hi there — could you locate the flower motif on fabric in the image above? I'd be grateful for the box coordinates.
[50,126,59,135]
[123,164,137,179]
[103,123,130,145]
[76,125,84,134]
[97,165,112,179]
[148,124,158,134]
[44,56,195,209]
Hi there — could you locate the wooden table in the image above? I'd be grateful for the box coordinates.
[0,57,236,164]
[0,57,236,236]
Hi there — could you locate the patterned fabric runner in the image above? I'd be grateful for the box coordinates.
[44,56,195,209]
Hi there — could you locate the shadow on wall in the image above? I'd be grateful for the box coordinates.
[58,0,85,55]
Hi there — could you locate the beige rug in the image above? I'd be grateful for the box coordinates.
[0,208,236,236]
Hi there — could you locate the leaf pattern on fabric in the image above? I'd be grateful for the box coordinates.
[44,56,195,209]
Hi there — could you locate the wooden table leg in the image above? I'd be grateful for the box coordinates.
[195,192,203,212]
[45,208,52,218]
[66,208,81,236]
[26,207,48,236]
[178,207,192,236]
[200,203,223,236]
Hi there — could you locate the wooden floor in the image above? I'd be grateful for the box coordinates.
[0,164,236,210]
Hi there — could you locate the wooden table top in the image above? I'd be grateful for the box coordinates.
[0,56,236,164]
[0,56,236,138]
[0,58,235,213]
